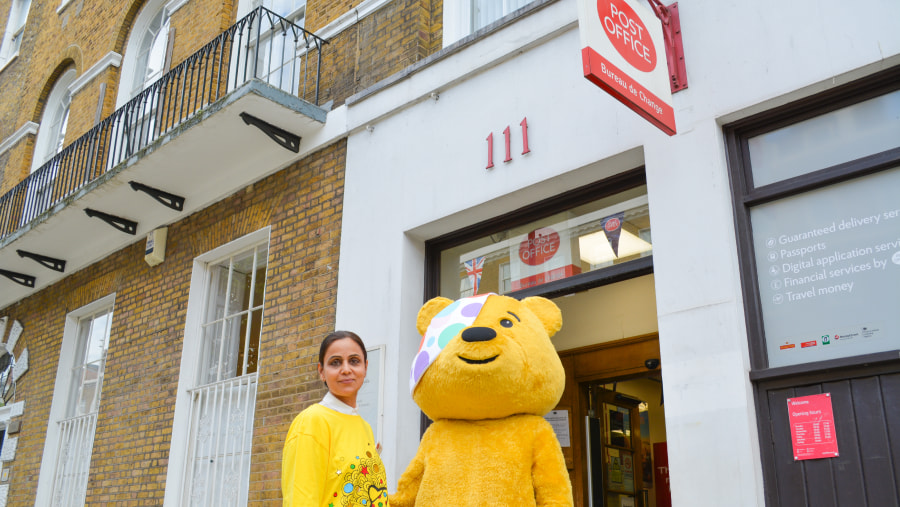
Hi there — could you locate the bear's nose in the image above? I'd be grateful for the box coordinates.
[461,326,496,342]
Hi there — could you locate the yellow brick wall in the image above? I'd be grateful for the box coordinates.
[315,0,443,107]
[1,138,347,505]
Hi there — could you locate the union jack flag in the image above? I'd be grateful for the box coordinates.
[464,256,486,295]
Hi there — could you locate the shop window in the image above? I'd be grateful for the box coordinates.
[164,229,269,505]
[726,69,900,370]
[427,170,652,300]
[34,294,114,506]
[0,0,31,71]
[443,0,533,47]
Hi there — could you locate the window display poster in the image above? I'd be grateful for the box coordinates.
[788,393,839,461]
[751,166,900,367]
[653,442,671,507]
[509,225,582,291]
[544,409,571,447]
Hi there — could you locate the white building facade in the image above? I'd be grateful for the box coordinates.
[333,0,900,505]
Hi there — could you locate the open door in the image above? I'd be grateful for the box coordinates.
[586,386,645,507]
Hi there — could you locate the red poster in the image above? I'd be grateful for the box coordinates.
[787,393,839,460]
[652,442,671,507]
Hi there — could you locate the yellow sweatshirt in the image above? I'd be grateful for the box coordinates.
[282,398,389,507]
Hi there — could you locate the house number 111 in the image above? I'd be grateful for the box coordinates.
[486,117,530,169]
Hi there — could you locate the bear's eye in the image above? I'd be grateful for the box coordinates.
[500,319,513,328]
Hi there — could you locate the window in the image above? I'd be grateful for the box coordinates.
[443,0,532,46]
[197,244,266,384]
[21,68,77,224]
[251,0,307,94]
[130,8,170,99]
[125,5,169,155]
[726,68,900,370]
[427,170,652,300]
[113,0,171,161]
[164,230,269,506]
[0,0,32,69]
[34,295,114,507]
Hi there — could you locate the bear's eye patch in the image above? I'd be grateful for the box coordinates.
[500,319,513,328]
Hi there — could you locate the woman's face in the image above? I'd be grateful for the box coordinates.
[318,337,368,407]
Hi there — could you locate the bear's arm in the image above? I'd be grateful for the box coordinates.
[391,443,426,507]
[532,419,574,507]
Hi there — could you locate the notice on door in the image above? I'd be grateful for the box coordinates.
[788,393,839,461]
[751,166,900,367]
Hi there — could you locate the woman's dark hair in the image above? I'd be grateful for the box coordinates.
[318,330,367,365]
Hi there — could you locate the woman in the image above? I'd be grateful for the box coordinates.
[282,331,390,507]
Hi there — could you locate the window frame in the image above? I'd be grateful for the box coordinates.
[163,227,270,506]
[424,167,653,301]
[442,0,552,47]
[34,293,116,507]
[724,65,900,378]
[0,0,32,71]
[114,0,172,110]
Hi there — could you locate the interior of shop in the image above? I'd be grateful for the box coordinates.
[551,277,669,507]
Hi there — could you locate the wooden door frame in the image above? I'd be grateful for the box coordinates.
[556,333,661,507]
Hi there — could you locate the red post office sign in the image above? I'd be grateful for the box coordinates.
[787,393,839,461]
[577,0,676,135]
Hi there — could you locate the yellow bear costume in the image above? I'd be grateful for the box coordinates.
[392,293,573,506]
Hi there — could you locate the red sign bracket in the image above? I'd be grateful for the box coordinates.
[646,0,688,93]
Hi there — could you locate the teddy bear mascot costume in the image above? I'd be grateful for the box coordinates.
[392,293,573,506]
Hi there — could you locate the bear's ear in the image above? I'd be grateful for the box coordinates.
[522,296,562,338]
[417,297,454,335]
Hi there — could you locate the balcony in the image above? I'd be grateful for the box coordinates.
[0,7,330,309]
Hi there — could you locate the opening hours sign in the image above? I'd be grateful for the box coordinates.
[787,393,839,461]
[577,0,676,135]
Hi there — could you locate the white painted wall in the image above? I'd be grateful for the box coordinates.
[335,0,900,504]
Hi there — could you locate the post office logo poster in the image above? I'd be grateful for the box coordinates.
[519,227,560,266]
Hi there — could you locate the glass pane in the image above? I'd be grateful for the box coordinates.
[85,312,110,364]
[748,89,900,187]
[266,0,305,18]
[207,265,230,322]
[133,10,168,94]
[750,165,900,367]
[237,309,262,375]
[78,379,98,415]
[13,0,31,27]
[200,320,224,384]
[605,403,631,448]
[605,449,635,494]
[439,186,650,298]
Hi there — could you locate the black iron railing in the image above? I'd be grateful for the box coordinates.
[0,7,327,241]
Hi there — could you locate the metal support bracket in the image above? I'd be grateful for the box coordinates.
[129,181,185,211]
[647,0,688,93]
[0,269,35,288]
[16,250,66,272]
[85,208,138,235]
[240,112,301,153]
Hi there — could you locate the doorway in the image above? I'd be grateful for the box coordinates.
[585,378,664,507]
[550,277,670,507]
